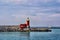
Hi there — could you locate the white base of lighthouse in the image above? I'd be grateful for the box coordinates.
[23,26,30,31]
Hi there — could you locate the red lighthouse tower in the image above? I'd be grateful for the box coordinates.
[20,17,30,31]
[26,17,30,28]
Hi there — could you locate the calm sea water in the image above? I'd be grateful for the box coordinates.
[0,29,60,40]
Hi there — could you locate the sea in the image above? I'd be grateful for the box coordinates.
[0,29,60,40]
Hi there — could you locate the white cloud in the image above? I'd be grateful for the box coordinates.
[0,0,53,3]
[49,14,60,17]
[0,0,54,5]
[38,0,53,3]
[0,0,28,4]
[1,0,22,2]
[56,0,60,2]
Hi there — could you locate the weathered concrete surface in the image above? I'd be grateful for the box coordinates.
[0,25,51,32]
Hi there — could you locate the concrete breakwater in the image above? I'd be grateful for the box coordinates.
[0,25,51,32]
[0,25,20,32]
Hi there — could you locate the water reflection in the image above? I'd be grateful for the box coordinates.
[19,32,30,40]
[0,32,30,40]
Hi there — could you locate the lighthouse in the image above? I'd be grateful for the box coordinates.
[20,17,30,31]
[26,17,30,28]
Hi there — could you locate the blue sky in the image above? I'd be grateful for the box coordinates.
[0,0,60,27]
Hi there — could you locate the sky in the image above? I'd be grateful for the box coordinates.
[0,0,60,27]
